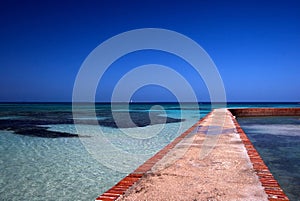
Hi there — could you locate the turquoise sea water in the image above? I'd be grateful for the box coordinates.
[0,103,299,200]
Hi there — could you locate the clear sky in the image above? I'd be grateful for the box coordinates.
[0,0,299,102]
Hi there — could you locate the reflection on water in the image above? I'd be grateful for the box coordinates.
[238,116,300,201]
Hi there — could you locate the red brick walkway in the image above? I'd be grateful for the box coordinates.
[230,111,289,201]
[95,109,290,201]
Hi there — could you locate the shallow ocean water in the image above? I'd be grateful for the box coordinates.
[0,103,204,200]
[238,116,300,201]
[0,130,125,201]
[0,103,299,200]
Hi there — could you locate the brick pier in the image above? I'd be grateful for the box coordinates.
[95,108,295,201]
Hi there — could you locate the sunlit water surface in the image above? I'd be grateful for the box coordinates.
[238,116,300,201]
[0,103,299,200]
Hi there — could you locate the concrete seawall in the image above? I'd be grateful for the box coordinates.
[95,108,294,201]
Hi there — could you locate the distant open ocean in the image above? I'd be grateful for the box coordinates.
[0,102,299,200]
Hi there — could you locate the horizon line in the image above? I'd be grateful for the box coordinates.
[0,101,299,104]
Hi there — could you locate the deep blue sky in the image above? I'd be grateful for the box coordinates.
[0,0,299,102]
